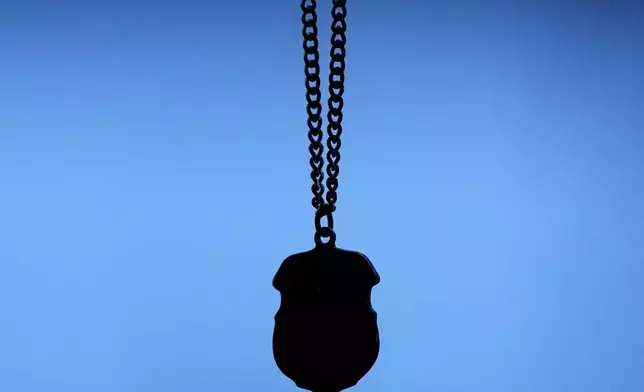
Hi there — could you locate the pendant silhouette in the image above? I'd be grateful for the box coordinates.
[273,244,380,392]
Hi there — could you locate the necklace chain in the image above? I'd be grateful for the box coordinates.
[302,0,347,211]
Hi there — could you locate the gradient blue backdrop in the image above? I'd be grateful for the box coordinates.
[1,1,643,391]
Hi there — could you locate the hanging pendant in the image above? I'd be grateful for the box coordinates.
[273,205,380,392]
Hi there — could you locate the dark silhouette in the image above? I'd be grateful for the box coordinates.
[272,231,380,392]
[272,2,380,390]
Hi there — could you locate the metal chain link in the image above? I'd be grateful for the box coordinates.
[302,0,346,211]
[324,0,346,208]
[302,0,325,210]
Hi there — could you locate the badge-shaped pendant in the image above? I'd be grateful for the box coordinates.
[275,2,378,389]
[273,240,380,392]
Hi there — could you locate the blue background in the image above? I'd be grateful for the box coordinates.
[1,1,643,391]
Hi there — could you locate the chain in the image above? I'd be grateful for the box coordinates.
[302,0,346,212]
[302,0,325,210]
[324,0,346,208]
[302,0,347,247]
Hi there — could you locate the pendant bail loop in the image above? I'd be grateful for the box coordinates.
[314,203,336,247]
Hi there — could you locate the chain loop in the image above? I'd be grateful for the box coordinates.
[302,0,346,212]
[303,0,346,245]
[302,0,325,210]
[324,0,347,208]
[314,203,337,247]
